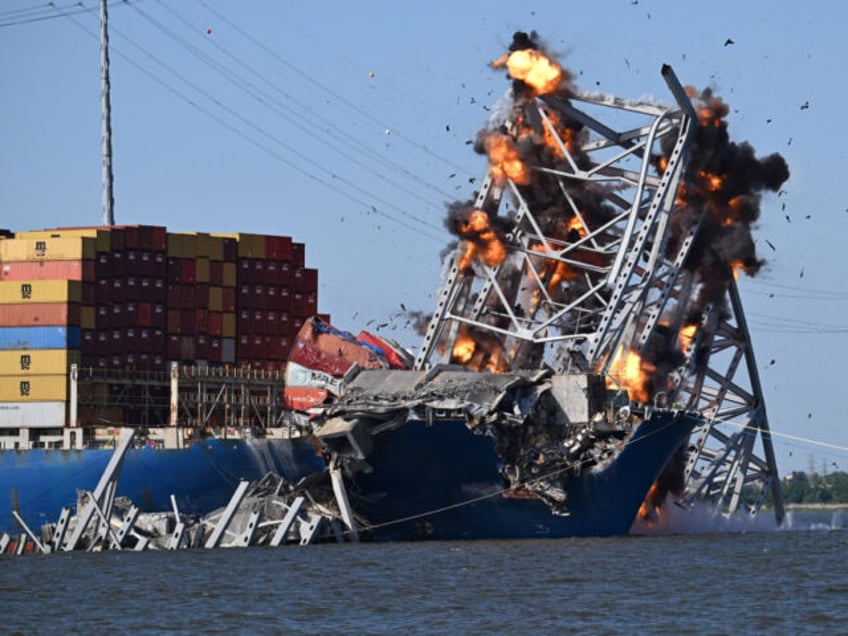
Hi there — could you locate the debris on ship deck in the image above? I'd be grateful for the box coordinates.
[1,429,355,555]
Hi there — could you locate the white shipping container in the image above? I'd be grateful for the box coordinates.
[0,401,66,429]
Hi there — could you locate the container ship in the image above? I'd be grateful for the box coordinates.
[0,226,329,533]
[1,33,787,541]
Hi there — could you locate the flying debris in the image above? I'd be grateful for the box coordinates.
[765,239,776,251]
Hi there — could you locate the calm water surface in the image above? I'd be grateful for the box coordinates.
[2,516,846,635]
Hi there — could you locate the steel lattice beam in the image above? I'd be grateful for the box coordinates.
[415,64,784,524]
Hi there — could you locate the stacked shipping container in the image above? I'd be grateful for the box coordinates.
[0,225,323,435]
[0,235,94,431]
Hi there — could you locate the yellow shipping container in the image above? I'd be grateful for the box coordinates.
[81,305,96,329]
[167,233,199,258]
[15,228,111,253]
[209,286,223,312]
[0,374,68,401]
[0,235,96,261]
[0,280,81,304]
[0,350,80,375]
[222,262,236,287]
[196,257,210,283]
[212,233,266,259]
[194,233,225,260]
[222,312,236,337]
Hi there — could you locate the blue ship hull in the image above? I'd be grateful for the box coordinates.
[348,410,696,541]
[0,438,325,534]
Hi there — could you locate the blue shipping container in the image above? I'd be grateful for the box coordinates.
[0,326,81,350]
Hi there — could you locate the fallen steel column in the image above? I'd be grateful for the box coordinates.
[62,428,135,552]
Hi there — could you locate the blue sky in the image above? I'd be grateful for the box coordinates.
[1,0,846,474]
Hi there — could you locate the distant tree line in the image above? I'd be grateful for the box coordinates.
[780,470,848,504]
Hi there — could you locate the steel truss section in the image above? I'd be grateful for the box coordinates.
[415,65,783,523]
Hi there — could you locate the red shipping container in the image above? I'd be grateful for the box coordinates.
[167,334,180,359]
[125,276,139,301]
[111,251,126,276]
[110,303,124,328]
[238,259,253,284]
[357,331,409,369]
[209,261,223,285]
[237,284,252,308]
[110,228,126,251]
[124,226,140,250]
[126,250,140,274]
[194,283,209,309]
[111,277,125,303]
[278,287,291,309]
[151,278,166,303]
[283,386,328,411]
[266,260,294,287]
[167,284,181,308]
[266,310,278,333]
[179,284,194,309]
[266,286,278,312]
[153,303,166,328]
[167,309,181,333]
[237,308,252,334]
[292,242,305,268]
[123,301,138,324]
[252,309,265,335]
[124,327,137,352]
[167,257,181,282]
[0,302,81,326]
[238,334,252,360]
[95,252,110,279]
[150,226,167,252]
[138,328,151,353]
[95,278,110,304]
[222,286,236,312]
[253,285,266,309]
[81,329,96,355]
[208,337,222,363]
[139,251,153,276]
[288,340,355,378]
[252,259,266,283]
[139,277,152,302]
[194,308,208,333]
[196,334,209,360]
[180,259,196,284]
[152,328,165,354]
[152,251,167,276]
[94,305,112,329]
[0,259,95,282]
[96,331,109,356]
[180,309,193,335]
[137,301,152,326]
[293,268,318,293]
[266,235,293,261]
[208,311,223,336]
[222,237,237,261]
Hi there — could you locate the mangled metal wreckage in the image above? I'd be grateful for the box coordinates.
[282,31,787,541]
[305,366,698,540]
